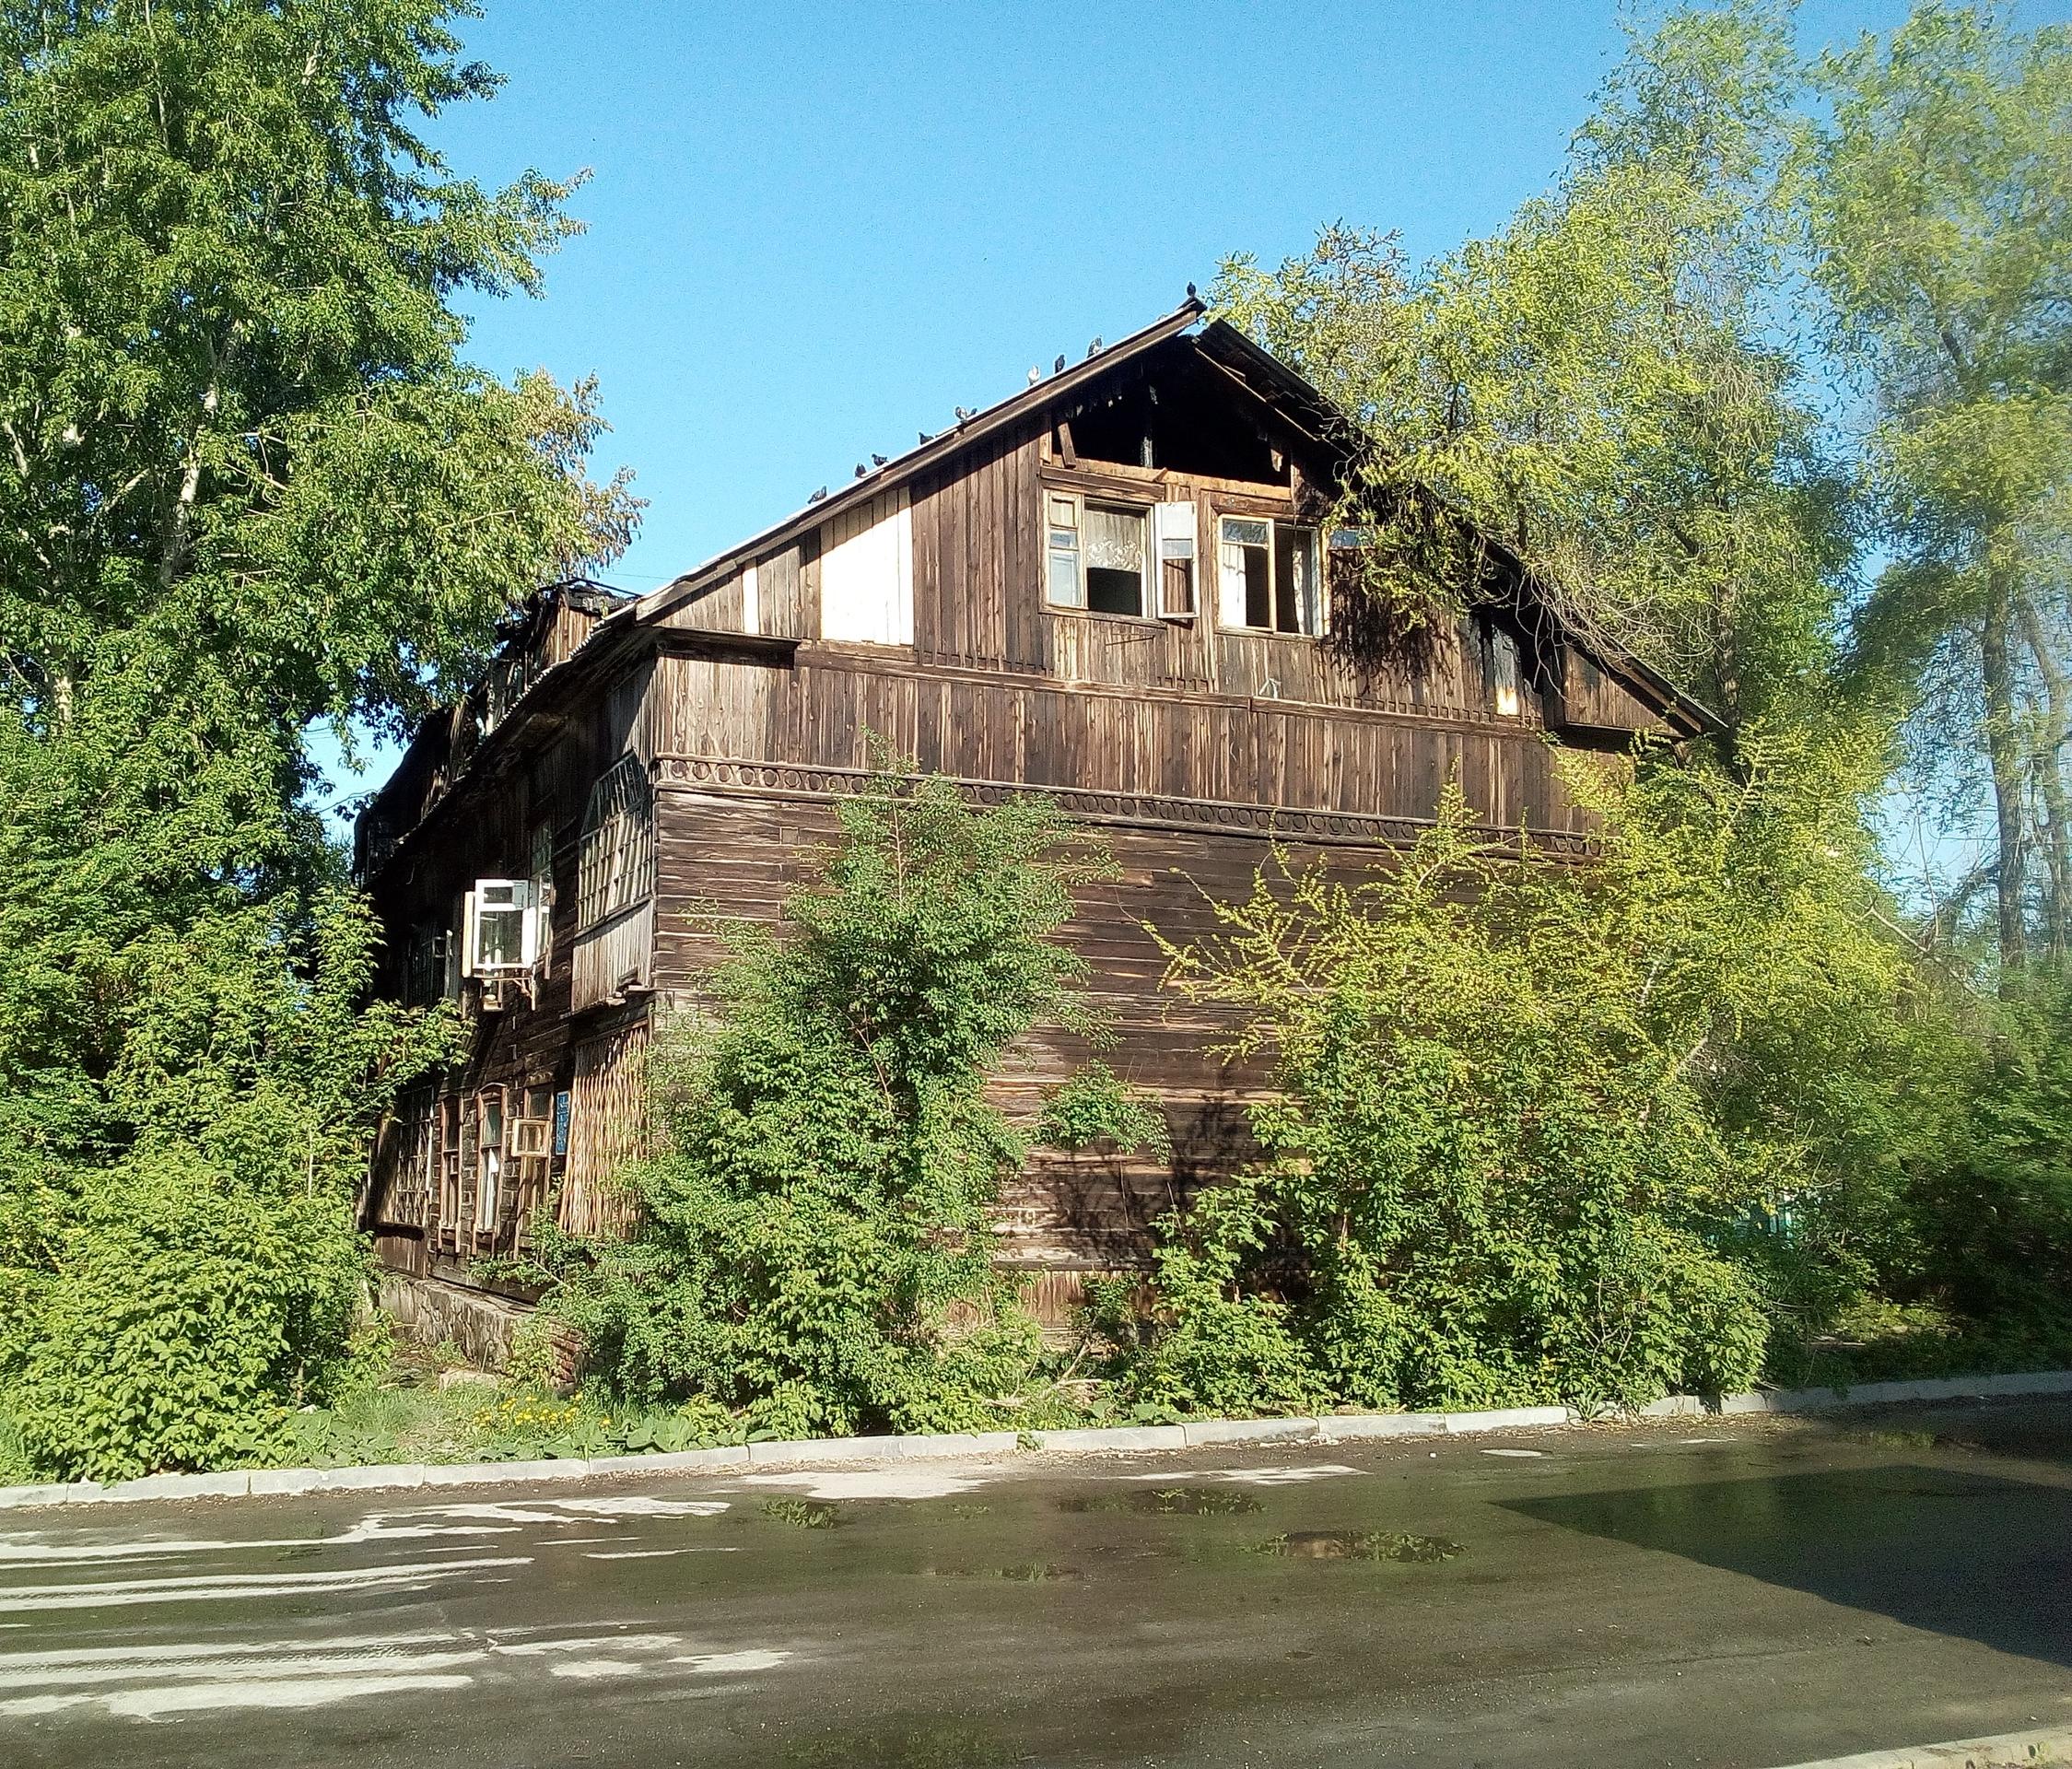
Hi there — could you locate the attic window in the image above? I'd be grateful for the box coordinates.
[1218,517,1320,635]
[577,754,654,931]
[1047,491,1195,620]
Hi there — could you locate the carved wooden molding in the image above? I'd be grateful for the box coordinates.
[652,755,1592,854]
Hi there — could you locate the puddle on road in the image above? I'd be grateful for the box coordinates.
[760,1499,842,1530]
[1057,1486,1264,1517]
[1250,1530,1466,1564]
[923,1562,1082,1583]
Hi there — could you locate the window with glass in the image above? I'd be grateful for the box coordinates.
[474,1088,505,1236]
[1048,493,1149,615]
[1046,492,1200,620]
[1218,516,1321,635]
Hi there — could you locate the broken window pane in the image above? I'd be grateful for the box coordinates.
[1275,524,1318,634]
[1220,518,1271,628]
[1083,503,1147,615]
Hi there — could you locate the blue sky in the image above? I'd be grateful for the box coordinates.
[312,0,2042,817]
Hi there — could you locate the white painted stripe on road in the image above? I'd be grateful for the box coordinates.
[672,1649,792,1675]
[111,1672,475,1720]
[0,1631,458,1671]
[741,1471,985,1500]
[1125,1464,1360,1486]
[0,1626,796,1723]
[582,1548,708,1560]
[0,1555,529,1611]
[0,1646,489,1691]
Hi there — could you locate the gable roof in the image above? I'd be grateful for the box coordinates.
[623,303,1721,742]
[633,297,1210,628]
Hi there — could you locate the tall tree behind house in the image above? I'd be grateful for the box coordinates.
[1807,5,2072,977]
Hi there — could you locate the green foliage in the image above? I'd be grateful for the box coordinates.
[1214,2,1844,730]
[0,894,459,1480]
[1898,975,2072,1329]
[0,0,625,1476]
[543,775,1153,1439]
[1111,739,1961,1416]
[1800,5,2072,972]
[1036,1062,1173,1162]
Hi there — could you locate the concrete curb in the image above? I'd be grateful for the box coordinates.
[1767,1726,2071,1767]
[5,1365,2069,1514]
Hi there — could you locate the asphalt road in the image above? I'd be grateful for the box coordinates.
[1,1400,2068,1768]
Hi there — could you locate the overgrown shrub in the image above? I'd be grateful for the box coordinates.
[0,894,458,1480]
[1109,736,1948,1416]
[540,774,1163,1438]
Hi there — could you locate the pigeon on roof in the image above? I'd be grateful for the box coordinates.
[1053,354,1066,373]
[854,463,867,477]
[1086,336,1102,357]
[1027,367,1041,386]
[807,486,827,503]
[872,452,887,466]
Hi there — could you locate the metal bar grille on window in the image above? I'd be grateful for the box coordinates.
[577,754,654,930]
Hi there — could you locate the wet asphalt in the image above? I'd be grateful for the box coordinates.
[0,1400,2068,1768]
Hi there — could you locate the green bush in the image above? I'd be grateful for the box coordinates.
[1108,738,1941,1417]
[542,773,1162,1438]
[0,894,458,1481]
[9,1153,363,1479]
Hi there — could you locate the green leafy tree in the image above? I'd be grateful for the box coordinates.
[1113,734,1958,1416]
[541,777,1163,1440]
[1802,4,2072,975]
[0,0,632,1475]
[1215,2,1846,731]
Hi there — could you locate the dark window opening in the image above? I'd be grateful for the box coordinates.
[1274,523,1318,634]
[1082,503,1148,616]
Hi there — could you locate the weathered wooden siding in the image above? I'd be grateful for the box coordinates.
[357,326,1697,1307]
[642,776,1404,1268]
[643,647,1582,841]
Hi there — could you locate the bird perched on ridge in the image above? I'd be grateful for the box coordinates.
[1053,354,1066,373]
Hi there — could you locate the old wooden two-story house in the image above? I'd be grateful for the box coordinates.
[355,298,1715,1355]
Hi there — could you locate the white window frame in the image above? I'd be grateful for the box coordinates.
[1153,499,1198,619]
[1217,515,1323,637]
[1044,490,1175,620]
[577,754,655,931]
[462,878,538,978]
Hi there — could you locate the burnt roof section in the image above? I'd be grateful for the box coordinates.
[626,305,1722,739]
[636,298,1212,627]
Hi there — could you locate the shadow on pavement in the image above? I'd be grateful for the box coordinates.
[1503,1462,2072,1669]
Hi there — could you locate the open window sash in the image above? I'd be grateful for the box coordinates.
[1153,499,1197,619]
[462,879,540,978]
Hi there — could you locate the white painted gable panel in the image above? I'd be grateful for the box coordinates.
[819,490,913,645]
